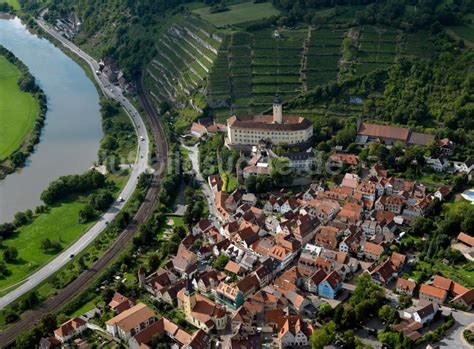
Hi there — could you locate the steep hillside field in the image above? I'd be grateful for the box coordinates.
[205,25,437,120]
[305,27,345,90]
[207,28,308,119]
[143,19,440,125]
[143,15,224,130]
[137,3,448,128]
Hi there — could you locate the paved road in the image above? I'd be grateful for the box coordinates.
[0,17,150,311]
[182,143,216,217]
[438,306,474,349]
[0,53,168,349]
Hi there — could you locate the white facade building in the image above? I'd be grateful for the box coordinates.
[227,97,313,147]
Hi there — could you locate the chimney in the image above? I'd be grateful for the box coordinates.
[273,95,283,124]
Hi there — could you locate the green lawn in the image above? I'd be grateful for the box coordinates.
[71,298,103,317]
[0,173,130,294]
[0,56,39,161]
[192,1,280,27]
[0,199,92,293]
[0,0,19,10]
[170,215,185,228]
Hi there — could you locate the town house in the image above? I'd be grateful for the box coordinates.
[318,271,342,299]
[106,303,156,340]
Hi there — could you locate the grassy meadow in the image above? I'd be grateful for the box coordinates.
[0,56,39,161]
[0,199,91,294]
[0,173,130,295]
[192,1,280,27]
[0,0,19,10]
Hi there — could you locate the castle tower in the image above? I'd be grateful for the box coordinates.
[182,275,196,315]
[273,95,283,124]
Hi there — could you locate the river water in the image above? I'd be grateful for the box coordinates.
[0,17,102,223]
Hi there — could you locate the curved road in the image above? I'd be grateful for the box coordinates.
[0,76,167,349]
[0,17,150,310]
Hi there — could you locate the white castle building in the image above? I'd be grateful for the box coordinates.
[226,96,313,147]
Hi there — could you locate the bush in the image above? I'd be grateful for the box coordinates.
[40,238,62,253]
[78,206,97,224]
[89,190,114,211]
[3,247,18,262]
[4,310,19,324]
[464,329,474,345]
[213,255,229,271]
[0,261,9,275]
[13,211,30,227]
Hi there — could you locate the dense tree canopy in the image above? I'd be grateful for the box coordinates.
[40,170,106,205]
[272,0,473,29]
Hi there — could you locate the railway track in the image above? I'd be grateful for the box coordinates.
[0,77,168,348]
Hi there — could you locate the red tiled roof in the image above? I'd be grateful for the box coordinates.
[228,114,312,131]
[330,153,359,166]
[396,278,416,292]
[191,122,207,134]
[108,292,133,314]
[105,303,155,332]
[363,241,384,256]
[451,289,474,306]
[452,282,469,296]
[338,202,362,222]
[322,270,342,289]
[420,284,447,300]
[315,226,339,250]
[236,275,259,294]
[269,245,290,261]
[54,318,86,339]
[432,275,453,291]
[390,252,407,268]
[266,309,286,327]
[358,122,410,141]
[310,269,327,285]
[224,260,242,274]
[457,232,474,247]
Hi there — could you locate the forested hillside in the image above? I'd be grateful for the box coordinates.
[272,0,473,29]
[288,47,474,160]
[21,0,199,77]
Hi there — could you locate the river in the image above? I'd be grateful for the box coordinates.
[0,17,102,223]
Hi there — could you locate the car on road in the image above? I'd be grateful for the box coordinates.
[140,136,145,141]
[118,197,124,202]
[69,254,75,258]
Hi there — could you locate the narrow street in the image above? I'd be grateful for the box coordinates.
[182,143,216,217]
